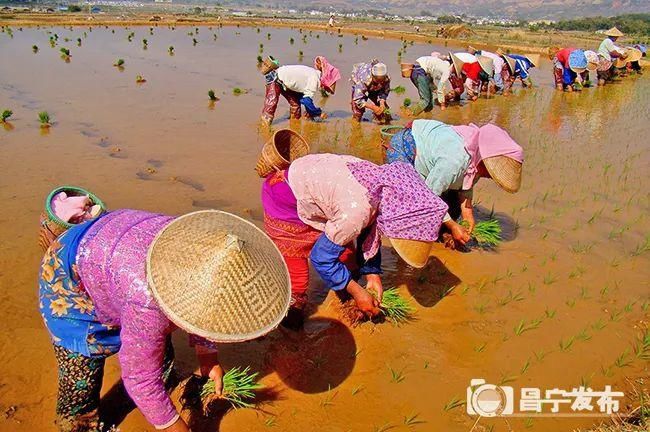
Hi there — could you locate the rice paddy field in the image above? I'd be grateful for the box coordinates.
[0,23,648,432]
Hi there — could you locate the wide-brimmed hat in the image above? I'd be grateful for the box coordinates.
[502,54,516,74]
[584,50,599,70]
[624,47,643,63]
[483,156,522,193]
[260,56,280,75]
[449,52,464,75]
[390,238,433,268]
[525,54,540,67]
[371,62,388,77]
[477,55,495,75]
[568,49,588,73]
[605,27,624,38]
[400,62,414,78]
[147,210,291,342]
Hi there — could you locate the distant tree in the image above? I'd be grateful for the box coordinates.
[68,5,82,12]
[437,15,463,25]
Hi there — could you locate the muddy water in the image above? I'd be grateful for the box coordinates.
[0,25,648,432]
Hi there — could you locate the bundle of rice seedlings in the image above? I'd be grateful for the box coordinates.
[208,89,218,101]
[114,58,124,67]
[32,45,38,53]
[232,87,246,95]
[378,287,415,324]
[168,46,174,54]
[392,85,406,94]
[59,47,70,57]
[462,219,502,246]
[136,75,146,83]
[1,109,12,123]
[200,367,263,409]
[38,111,51,127]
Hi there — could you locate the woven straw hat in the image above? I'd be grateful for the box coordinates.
[525,54,540,67]
[502,54,516,74]
[605,27,624,38]
[390,238,433,268]
[584,50,599,71]
[623,47,643,63]
[450,52,464,75]
[477,55,495,75]
[147,210,291,342]
[483,156,522,193]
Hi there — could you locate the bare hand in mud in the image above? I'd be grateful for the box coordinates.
[320,112,328,120]
[449,222,470,245]
[346,280,380,318]
[365,274,383,304]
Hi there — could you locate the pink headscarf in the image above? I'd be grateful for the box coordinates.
[314,56,341,90]
[453,123,524,190]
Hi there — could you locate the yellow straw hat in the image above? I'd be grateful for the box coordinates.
[525,53,540,67]
[482,156,523,193]
[450,52,464,75]
[615,47,643,68]
[604,27,624,38]
[147,210,291,343]
[503,54,516,74]
[390,238,434,268]
[477,55,495,76]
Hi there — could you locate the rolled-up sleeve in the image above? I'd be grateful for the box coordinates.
[310,233,352,290]
[118,303,179,429]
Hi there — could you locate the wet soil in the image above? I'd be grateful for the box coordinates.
[0,25,648,432]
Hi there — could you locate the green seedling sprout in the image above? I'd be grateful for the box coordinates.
[208,90,218,101]
[1,109,12,122]
[376,287,415,324]
[168,46,174,54]
[199,366,263,409]
[32,45,38,53]
[59,47,71,57]
[38,111,51,127]
[257,55,263,64]
[289,37,294,44]
[232,87,246,95]
[193,38,198,46]
[114,58,125,67]
[136,75,146,83]
[388,367,405,383]
[443,395,466,411]
[403,97,412,107]
[462,219,502,246]
[392,85,406,94]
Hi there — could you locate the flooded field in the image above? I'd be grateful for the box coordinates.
[0,24,648,432]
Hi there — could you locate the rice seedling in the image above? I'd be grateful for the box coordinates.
[610,309,623,322]
[208,90,218,102]
[338,43,343,52]
[534,350,547,361]
[463,219,502,246]
[263,416,277,427]
[192,38,198,46]
[168,46,174,54]
[601,364,614,377]
[38,111,51,128]
[199,366,263,409]
[136,75,146,84]
[298,50,303,59]
[388,367,405,383]
[402,98,412,107]
[559,336,575,352]
[576,329,591,342]
[642,300,649,312]
[566,298,576,308]
[113,58,124,67]
[232,87,247,95]
[474,301,488,314]
[142,38,148,47]
[614,349,632,368]
[289,37,294,44]
[633,330,650,360]
[592,318,607,331]
[624,300,636,313]
[267,32,271,40]
[543,272,557,285]
[32,45,38,53]
[527,282,537,295]
[514,318,542,336]
[378,287,415,323]
[373,423,396,432]
[474,342,487,353]
[1,110,12,123]
[545,308,556,319]
[499,374,517,385]
[59,47,71,58]
[631,235,650,256]
[393,85,406,94]
[443,395,465,411]
[524,417,534,428]
[76,37,81,46]
[257,55,263,64]
[319,385,336,407]
[403,413,425,426]
[259,43,264,53]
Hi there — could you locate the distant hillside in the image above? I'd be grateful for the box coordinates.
[219,0,650,20]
